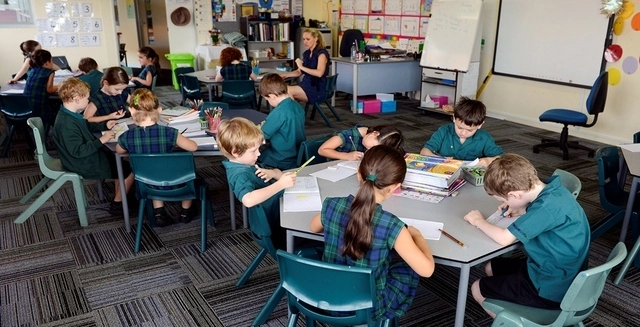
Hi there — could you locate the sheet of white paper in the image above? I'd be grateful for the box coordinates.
[336,160,360,170]
[399,218,443,240]
[286,176,320,193]
[283,192,323,212]
[55,69,74,76]
[310,166,356,182]
[462,158,480,167]
[182,130,207,138]
[192,137,217,146]
[1,89,24,94]
[485,209,519,228]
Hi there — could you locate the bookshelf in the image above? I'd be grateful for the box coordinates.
[240,17,294,68]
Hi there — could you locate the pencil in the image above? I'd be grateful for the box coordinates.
[349,136,357,151]
[294,156,315,174]
[438,229,467,248]
[180,128,188,134]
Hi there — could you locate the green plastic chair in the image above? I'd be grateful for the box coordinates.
[128,153,215,253]
[551,169,581,199]
[296,134,332,166]
[483,242,627,327]
[614,227,640,284]
[221,80,257,109]
[15,118,89,227]
[276,249,399,327]
[304,74,341,128]
[0,95,33,157]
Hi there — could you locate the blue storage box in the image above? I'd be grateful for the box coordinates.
[381,100,397,113]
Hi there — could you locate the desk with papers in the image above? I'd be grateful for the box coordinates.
[281,161,520,327]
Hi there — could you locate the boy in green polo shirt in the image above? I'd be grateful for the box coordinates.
[463,153,589,316]
[420,96,502,167]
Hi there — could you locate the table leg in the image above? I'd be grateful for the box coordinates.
[286,230,294,253]
[352,64,358,114]
[331,63,336,108]
[620,176,640,242]
[115,153,131,233]
[207,85,213,101]
[454,265,471,327]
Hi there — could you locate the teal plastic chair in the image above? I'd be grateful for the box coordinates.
[304,74,341,128]
[221,80,257,109]
[15,118,89,227]
[276,250,399,327]
[180,74,204,106]
[174,66,195,87]
[128,153,215,253]
[151,75,157,91]
[0,95,33,157]
[483,242,627,327]
[552,169,581,199]
[296,134,332,166]
[103,66,133,76]
[614,226,640,284]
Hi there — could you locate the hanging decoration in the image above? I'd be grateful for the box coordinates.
[601,0,624,17]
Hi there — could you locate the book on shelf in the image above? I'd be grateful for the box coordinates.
[404,153,463,188]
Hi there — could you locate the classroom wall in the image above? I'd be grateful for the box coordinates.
[115,0,140,67]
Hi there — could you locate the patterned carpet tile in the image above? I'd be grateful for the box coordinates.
[68,226,152,268]
[0,211,64,250]
[0,239,76,285]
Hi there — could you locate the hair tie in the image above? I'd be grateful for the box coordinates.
[366,174,377,182]
[133,94,140,106]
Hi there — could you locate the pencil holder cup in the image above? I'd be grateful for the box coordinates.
[252,66,260,75]
[208,116,221,133]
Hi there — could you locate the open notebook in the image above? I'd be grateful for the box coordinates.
[283,176,322,212]
[102,122,128,143]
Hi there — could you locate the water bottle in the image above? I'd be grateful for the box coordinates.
[350,41,357,61]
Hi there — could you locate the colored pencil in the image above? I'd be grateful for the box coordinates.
[439,229,467,248]
[294,156,315,174]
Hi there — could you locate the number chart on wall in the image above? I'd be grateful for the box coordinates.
[35,2,103,47]
[340,0,433,52]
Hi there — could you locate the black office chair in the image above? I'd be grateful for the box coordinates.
[339,29,365,57]
[532,71,608,160]
[52,56,71,71]
[179,74,204,106]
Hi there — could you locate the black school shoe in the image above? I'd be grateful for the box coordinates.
[153,207,175,227]
[109,201,123,216]
[179,207,194,224]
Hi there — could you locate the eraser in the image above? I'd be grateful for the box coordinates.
[327,165,338,170]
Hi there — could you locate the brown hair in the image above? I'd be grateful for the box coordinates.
[129,89,160,123]
[58,78,89,103]
[30,49,52,68]
[483,153,539,199]
[303,28,326,49]
[20,40,40,57]
[453,96,486,127]
[78,57,98,73]
[138,46,161,76]
[219,47,244,66]
[216,117,264,159]
[101,66,130,86]
[258,73,288,97]
[366,125,405,154]
[342,145,407,259]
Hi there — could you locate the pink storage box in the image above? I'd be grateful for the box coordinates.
[361,99,381,114]
[430,95,449,107]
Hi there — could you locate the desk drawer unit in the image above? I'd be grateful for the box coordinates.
[423,68,456,80]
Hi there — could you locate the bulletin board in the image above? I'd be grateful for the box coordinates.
[339,0,433,52]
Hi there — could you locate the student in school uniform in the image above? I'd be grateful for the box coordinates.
[256,73,306,170]
[420,96,503,167]
[318,125,405,161]
[83,67,130,123]
[130,46,160,89]
[77,57,103,96]
[310,145,435,320]
[217,117,297,248]
[116,89,198,227]
[24,49,59,133]
[215,47,257,81]
[463,153,590,317]
[8,40,60,84]
[280,28,331,103]
[51,78,134,215]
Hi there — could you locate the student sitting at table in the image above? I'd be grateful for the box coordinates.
[420,97,503,167]
[8,40,59,84]
[256,73,306,170]
[280,28,331,103]
[116,89,198,227]
[310,145,435,320]
[318,125,405,161]
[51,78,134,216]
[463,153,589,317]
[217,117,297,248]
[83,67,131,123]
[215,47,257,82]
[129,46,160,89]
[24,49,60,134]
[77,57,103,96]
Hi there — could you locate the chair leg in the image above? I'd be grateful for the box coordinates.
[70,177,89,227]
[305,315,315,327]
[236,248,268,286]
[591,211,626,240]
[313,103,334,128]
[304,102,311,118]
[1,124,16,158]
[134,199,147,253]
[229,188,237,230]
[287,311,300,327]
[14,176,72,224]
[19,177,52,204]
[251,284,286,326]
[243,205,248,229]
[97,179,105,201]
[324,100,342,121]
[614,234,640,284]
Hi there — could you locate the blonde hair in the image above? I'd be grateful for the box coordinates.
[483,153,540,198]
[304,28,326,49]
[129,88,160,123]
[216,117,264,158]
[58,78,89,103]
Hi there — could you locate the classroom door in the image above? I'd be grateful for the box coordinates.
[135,0,170,69]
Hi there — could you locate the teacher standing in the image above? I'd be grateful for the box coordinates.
[281,28,331,103]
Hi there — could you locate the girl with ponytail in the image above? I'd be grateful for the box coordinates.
[310,145,435,320]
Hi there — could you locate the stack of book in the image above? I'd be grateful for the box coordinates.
[402,153,465,197]
[159,107,201,134]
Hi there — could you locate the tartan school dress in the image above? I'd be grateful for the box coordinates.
[320,195,420,320]
[25,66,56,122]
[134,65,157,89]
[335,125,366,153]
[220,63,252,80]
[299,48,331,103]
[90,90,128,117]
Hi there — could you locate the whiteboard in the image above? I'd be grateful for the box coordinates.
[420,0,482,71]
[493,0,611,88]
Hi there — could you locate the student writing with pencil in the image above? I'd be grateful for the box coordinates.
[318,125,405,161]
[463,154,589,318]
[310,145,434,320]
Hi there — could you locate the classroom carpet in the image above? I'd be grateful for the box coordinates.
[0,86,639,327]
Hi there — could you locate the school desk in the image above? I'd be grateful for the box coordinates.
[331,57,422,113]
[280,161,521,327]
[194,45,248,70]
[106,108,267,233]
[185,68,283,101]
[0,79,135,95]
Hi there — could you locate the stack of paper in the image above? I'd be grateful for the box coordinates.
[102,122,129,143]
[159,107,201,134]
[283,176,322,212]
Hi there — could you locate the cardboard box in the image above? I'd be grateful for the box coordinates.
[620,144,640,176]
[381,100,397,113]
[462,167,485,186]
